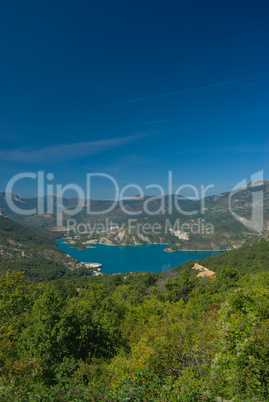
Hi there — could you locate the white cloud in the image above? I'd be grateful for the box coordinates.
[0,134,145,164]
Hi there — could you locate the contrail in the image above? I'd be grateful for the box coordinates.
[116,80,242,105]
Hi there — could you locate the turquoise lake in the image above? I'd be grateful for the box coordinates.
[56,240,222,274]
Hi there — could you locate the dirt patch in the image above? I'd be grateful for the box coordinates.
[192,262,215,278]
[51,226,68,231]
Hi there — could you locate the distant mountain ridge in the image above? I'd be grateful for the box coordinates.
[0,180,268,250]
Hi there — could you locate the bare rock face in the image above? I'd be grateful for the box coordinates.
[168,228,189,240]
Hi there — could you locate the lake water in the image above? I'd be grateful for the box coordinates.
[56,240,222,274]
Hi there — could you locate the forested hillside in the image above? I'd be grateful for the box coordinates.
[1,237,269,400]
[0,216,93,282]
[177,238,269,275]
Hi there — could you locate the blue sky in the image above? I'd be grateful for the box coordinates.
[0,0,268,198]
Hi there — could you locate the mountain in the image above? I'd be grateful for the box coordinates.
[0,215,92,281]
[1,180,268,250]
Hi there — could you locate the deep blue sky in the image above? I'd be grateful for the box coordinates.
[0,0,268,198]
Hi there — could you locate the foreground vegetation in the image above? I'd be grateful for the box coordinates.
[1,238,269,400]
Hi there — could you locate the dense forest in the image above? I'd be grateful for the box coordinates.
[1,237,269,400]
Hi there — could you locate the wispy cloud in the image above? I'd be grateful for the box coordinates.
[175,145,268,155]
[231,145,269,153]
[116,80,242,105]
[0,134,145,164]
[85,154,160,175]
[144,118,185,124]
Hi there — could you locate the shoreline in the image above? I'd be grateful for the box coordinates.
[165,248,226,252]
[58,239,225,252]
[56,240,225,275]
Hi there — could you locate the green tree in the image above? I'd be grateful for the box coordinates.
[0,271,42,388]
[210,287,269,400]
